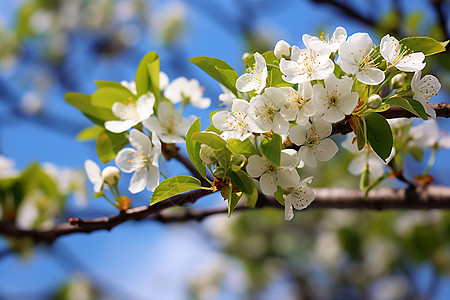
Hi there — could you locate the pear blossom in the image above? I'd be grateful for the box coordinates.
[246,87,290,135]
[236,52,267,94]
[274,40,291,59]
[312,74,359,122]
[409,120,450,149]
[212,99,252,141]
[44,163,86,206]
[411,70,440,119]
[380,34,425,72]
[143,101,195,144]
[164,77,211,108]
[285,176,315,221]
[120,80,137,94]
[115,129,161,193]
[342,133,392,179]
[279,82,315,125]
[246,149,300,195]
[337,32,385,85]
[302,26,347,53]
[280,46,334,84]
[104,93,155,133]
[289,118,338,167]
[84,159,104,193]
[159,71,169,90]
[0,155,18,179]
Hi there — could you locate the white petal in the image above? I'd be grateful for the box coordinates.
[136,93,155,120]
[313,118,333,139]
[236,74,260,92]
[315,138,339,162]
[84,160,103,192]
[142,117,163,136]
[115,148,137,173]
[289,124,308,146]
[129,129,152,154]
[276,168,300,188]
[322,105,345,123]
[146,165,160,192]
[129,168,147,194]
[285,199,294,221]
[260,172,277,195]
[105,119,136,133]
[290,186,315,210]
[348,155,365,175]
[396,52,426,72]
[356,67,385,85]
[246,155,267,178]
[272,114,290,135]
[299,146,317,167]
[280,149,300,167]
[336,92,359,115]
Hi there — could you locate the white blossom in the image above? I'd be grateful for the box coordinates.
[115,129,161,193]
[236,52,267,94]
[337,32,384,85]
[164,77,211,109]
[143,101,195,144]
[84,159,104,193]
[289,118,338,167]
[104,93,155,133]
[409,120,450,149]
[285,176,315,220]
[312,74,359,122]
[279,82,315,125]
[280,46,334,84]
[302,26,347,53]
[0,155,18,179]
[411,70,440,119]
[380,34,425,72]
[212,99,252,141]
[120,80,137,94]
[246,87,290,135]
[218,84,235,109]
[246,149,300,195]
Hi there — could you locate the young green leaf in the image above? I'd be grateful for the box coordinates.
[135,52,160,97]
[96,130,129,163]
[228,191,242,217]
[188,56,239,96]
[192,132,227,150]
[385,97,428,120]
[364,113,393,161]
[227,138,257,156]
[274,186,285,206]
[399,36,448,56]
[260,134,282,166]
[228,170,254,195]
[349,115,366,150]
[150,176,203,205]
[91,87,135,109]
[65,92,117,124]
[185,118,207,179]
[77,125,104,141]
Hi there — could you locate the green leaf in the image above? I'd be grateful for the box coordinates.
[96,130,129,163]
[91,87,135,109]
[185,118,207,179]
[409,147,424,162]
[228,191,242,217]
[399,36,448,56]
[243,183,258,208]
[135,52,160,98]
[151,176,203,205]
[188,56,239,96]
[364,113,393,161]
[274,186,285,206]
[385,97,428,120]
[95,80,129,90]
[205,124,221,134]
[65,92,117,124]
[192,132,227,150]
[77,125,104,141]
[350,115,366,150]
[228,170,254,195]
[260,134,282,166]
[227,138,257,156]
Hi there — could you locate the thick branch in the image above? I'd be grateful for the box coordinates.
[332,102,450,135]
[2,185,450,243]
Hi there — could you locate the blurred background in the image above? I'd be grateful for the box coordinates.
[0,0,450,299]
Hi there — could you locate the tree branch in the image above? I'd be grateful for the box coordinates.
[2,185,450,244]
[332,102,450,135]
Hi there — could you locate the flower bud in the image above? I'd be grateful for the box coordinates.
[274,40,291,59]
[200,144,218,165]
[213,166,225,179]
[367,94,382,109]
[101,166,121,186]
[242,52,251,66]
[230,154,246,172]
[391,73,406,90]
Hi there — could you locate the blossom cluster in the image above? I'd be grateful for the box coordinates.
[87,73,210,195]
[209,27,441,220]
